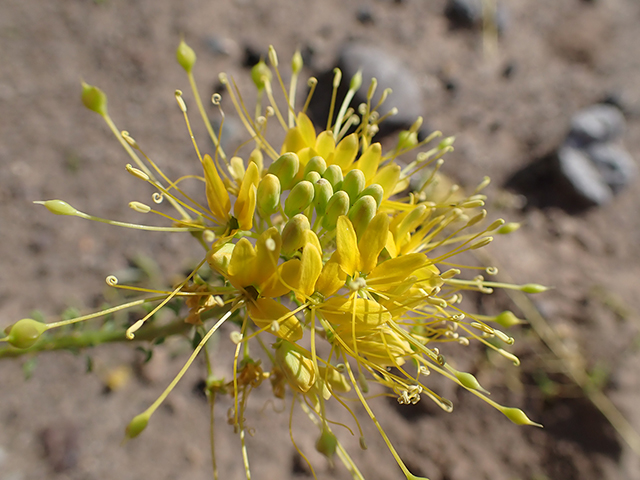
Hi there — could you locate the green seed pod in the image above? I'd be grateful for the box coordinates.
[81,82,108,116]
[500,406,542,427]
[358,183,384,208]
[305,171,321,184]
[281,214,311,256]
[313,178,333,216]
[256,174,281,217]
[176,39,196,73]
[497,222,521,235]
[348,195,377,238]
[494,311,523,328]
[125,412,150,439]
[322,191,350,231]
[520,283,549,294]
[454,370,486,393]
[284,180,314,217]
[315,428,338,461]
[37,199,80,216]
[322,164,343,190]
[303,156,327,177]
[396,130,418,151]
[6,318,47,349]
[350,69,363,91]
[342,169,365,203]
[251,60,272,91]
[268,152,299,190]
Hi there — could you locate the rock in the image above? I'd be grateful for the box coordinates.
[567,104,626,146]
[556,145,612,206]
[356,6,375,24]
[584,142,637,193]
[337,44,423,135]
[444,0,508,34]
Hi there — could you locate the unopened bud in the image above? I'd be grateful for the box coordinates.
[303,156,327,176]
[268,152,299,190]
[81,82,107,116]
[284,180,314,217]
[348,195,377,238]
[257,174,281,216]
[322,190,350,230]
[313,178,333,216]
[342,169,365,203]
[358,183,384,208]
[176,39,196,73]
[281,214,310,255]
[322,164,343,190]
[251,60,272,90]
[6,318,47,349]
[305,171,321,184]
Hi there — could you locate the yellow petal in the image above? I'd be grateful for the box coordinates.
[281,126,306,155]
[260,259,302,298]
[367,253,429,290]
[315,260,345,298]
[329,133,358,171]
[319,296,391,330]
[354,142,381,184]
[298,243,323,299]
[227,238,257,288]
[372,163,401,200]
[297,112,316,148]
[385,231,398,259]
[358,212,389,275]
[234,161,260,230]
[202,154,230,222]
[247,298,303,342]
[315,130,335,160]
[254,227,282,286]
[335,215,359,276]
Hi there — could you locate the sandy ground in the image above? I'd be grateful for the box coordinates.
[1,1,640,479]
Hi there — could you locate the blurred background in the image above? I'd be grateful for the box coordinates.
[1,1,640,479]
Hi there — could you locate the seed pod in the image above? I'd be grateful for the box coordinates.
[322,191,350,231]
[494,311,523,328]
[348,195,377,238]
[396,129,418,151]
[303,155,327,177]
[256,174,281,216]
[291,50,303,74]
[6,318,47,349]
[520,283,549,294]
[342,169,365,203]
[281,214,311,256]
[38,199,80,216]
[500,406,542,427]
[268,152,299,190]
[315,428,338,461]
[497,222,521,234]
[251,60,272,91]
[313,178,333,216]
[358,183,384,208]
[81,82,107,116]
[322,164,343,190]
[125,412,150,440]
[284,180,314,217]
[176,39,196,73]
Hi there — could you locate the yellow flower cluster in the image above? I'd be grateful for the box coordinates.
[2,40,547,480]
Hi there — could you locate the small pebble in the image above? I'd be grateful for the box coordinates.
[445,0,508,33]
[584,142,637,193]
[556,145,613,206]
[567,104,626,146]
[40,424,80,473]
[356,6,375,24]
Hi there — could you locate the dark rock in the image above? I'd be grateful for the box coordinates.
[502,61,516,79]
[445,0,508,34]
[40,423,80,473]
[584,142,637,193]
[356,6,375,24]
[567,104,626,146]
[556,145,613,206]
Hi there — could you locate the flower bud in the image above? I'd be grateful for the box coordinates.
[313,178,333,216]
[303,155,327,176]
[315,428,338,461]
[322,164,343,190]
[125,412,150,440]
[176,39,196,73]
[358,183,384,208]
[268,152,299,190]
[281,214,310,256]
[6,318,47,349]
[322,191,350,231]
[251,60,272,91]
[305,171,321,184]
[36,199,80,216]
[342,169,365,203]
[284,180,314,217]
[348,195,377,238]
[256,174,281,216]
[494,311,523,328]
[81,82,107,116]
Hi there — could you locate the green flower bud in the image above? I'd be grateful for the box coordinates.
[6,318,47,349]
[520,283,549,294]
[281,214,310,255]
[284,180,314,218]
[494,311,523,328]
[500,406,542,427]
[81,82,107,116]
[313,178,333,216]
[176,39,196,73]
[348,195,377,238]
[268,152,299,190]
[305,171,321,184]
[35,199,80,216]
[322,191,350,231]
[303,156,327,177]
[322,164,343,190]
[358,183,384,208]
[342,169,365,203]
[315,428,338,461]
[125,412,150,439]
[396,130,418,151]
[291,50,303,74]
[251,60,272,91]
[257,174,281,217]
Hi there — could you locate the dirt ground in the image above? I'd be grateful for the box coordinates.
[1,0,640,479]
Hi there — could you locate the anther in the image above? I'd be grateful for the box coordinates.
[129,201,151,213]
[121,131,138,147]
[106,275,119,286]
[175,90,187,112]
[211,93,222,105]
[152,192,164,204]
[126,164,150,181]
